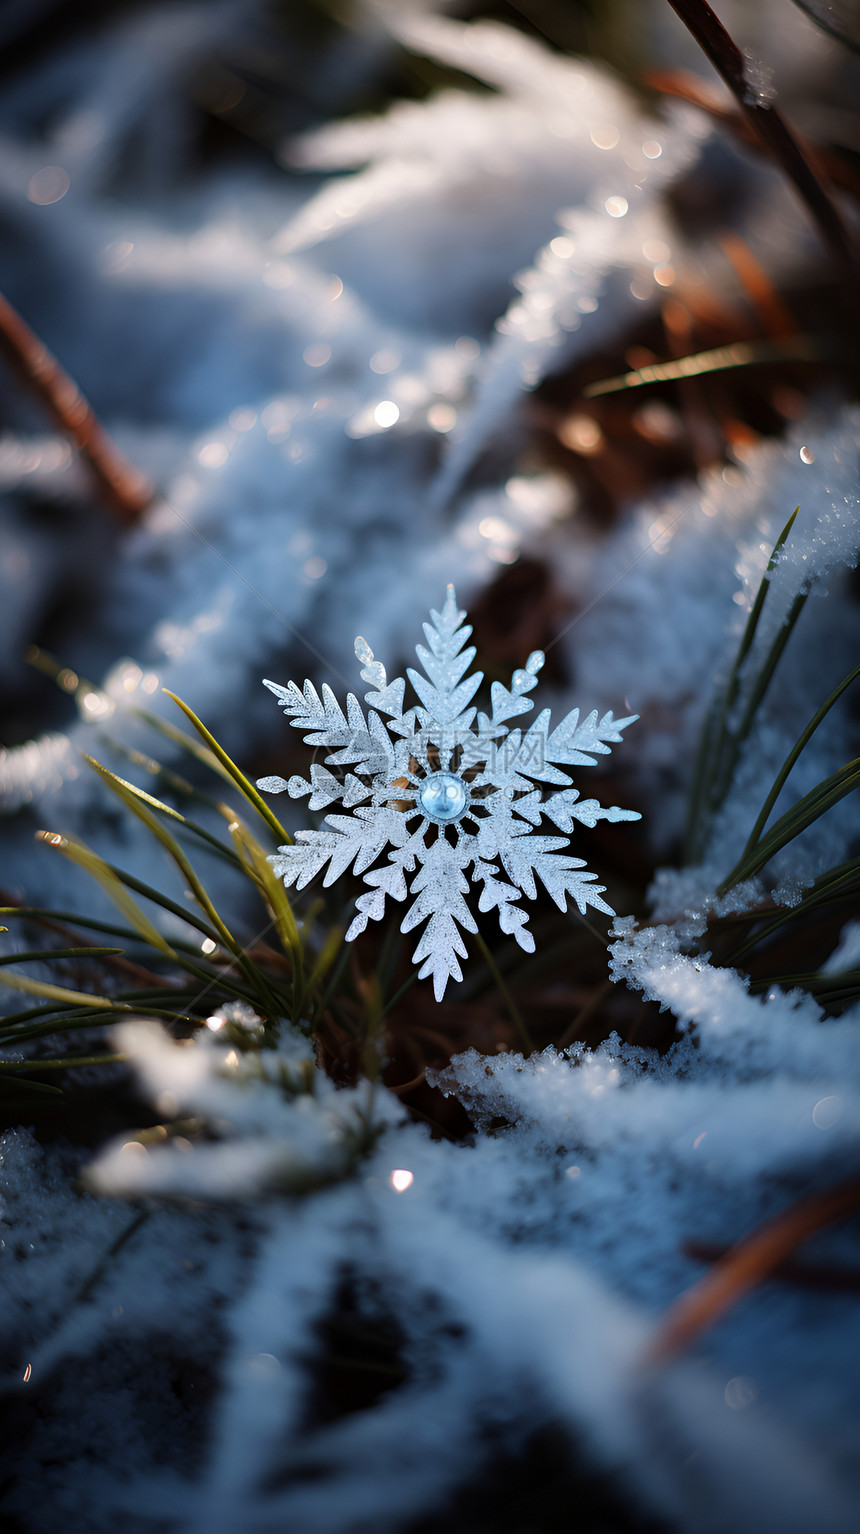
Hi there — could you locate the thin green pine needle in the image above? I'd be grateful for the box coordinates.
[163,690,292,847]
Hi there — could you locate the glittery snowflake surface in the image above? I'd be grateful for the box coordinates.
[258,586,640,998]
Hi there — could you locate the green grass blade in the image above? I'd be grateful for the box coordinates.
[473,931,534,1053]
[165,957,283,1012]
[715,589,810,800]
[99,868,221,945]
[226,816,302,958]
[0,947,123,967]
[0,1002,71,1027]
[0,1005,198,1044]
[684,707,723,864]
[380,969,418,1019]
[82,765,242,869]
[0,972,115,1007]
[807,985,860,1007]
[808,971,860,993]
[83,758,287,1026]
[313,939,352,1024]
[163,691,292,847]
[685,508,800,862]
[131,705,232,780]
[0,907,217,961]
[732,507,800,678]
[83,757,241,953]
[0,1016,118,1046]
[0,1076,63,1097]
[728,861,860,961]
[710,586,809,812]
[222,818,297,1023]
[0,1053,123,1072]
[719,757,860,893]
[307,925,345,996]
[749,969,860,996]
[736,661,860,867]
[581,340,818,398]
[99,736,228,816]
[36,832,178,959]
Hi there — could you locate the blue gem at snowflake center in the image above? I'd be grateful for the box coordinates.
[418,771,469,824]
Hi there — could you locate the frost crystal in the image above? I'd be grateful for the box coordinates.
[259,586,640,999]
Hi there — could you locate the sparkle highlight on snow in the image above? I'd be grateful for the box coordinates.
[373,400,400,428]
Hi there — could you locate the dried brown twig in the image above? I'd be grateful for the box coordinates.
[645,1178,860,1363]
[665,0,857,278]
[0,291,152,524]
[683,1240,860,1293]
[646,67,860,202]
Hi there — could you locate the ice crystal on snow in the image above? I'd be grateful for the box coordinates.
[259,585,639,998]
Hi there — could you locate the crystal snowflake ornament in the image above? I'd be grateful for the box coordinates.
[258,586,640,1000]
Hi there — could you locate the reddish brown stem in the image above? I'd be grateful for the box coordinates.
[646,68,860,202]
[0,291,152,524]
[645,1178,860,1363]
[683,1240,860,1293]
[665,0,857,276]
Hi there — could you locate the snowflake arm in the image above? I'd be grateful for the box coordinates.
[474,859,535,952]
[476,804,614,918]
[260,678,394,785]
[542,788,642,833]
[400,837,477,1000]
[259,585,641,999]
[406,586,483,739]
[270,806,412,891]
[545,705,640,766]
